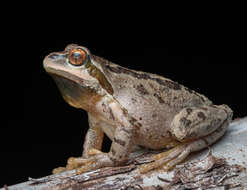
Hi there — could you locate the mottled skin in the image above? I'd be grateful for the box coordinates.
[43,44,233,174]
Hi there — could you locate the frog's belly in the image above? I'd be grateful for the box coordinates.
[136,123,177,150]
[129,110,178,149]
[100,118,178,150]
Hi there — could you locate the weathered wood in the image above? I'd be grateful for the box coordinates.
[2,117,247,190]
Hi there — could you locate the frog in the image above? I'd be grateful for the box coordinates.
[43,44,233,174]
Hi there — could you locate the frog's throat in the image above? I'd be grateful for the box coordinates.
[85,61,114,95]
[51,74,100,109]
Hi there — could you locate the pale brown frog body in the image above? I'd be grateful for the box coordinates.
[43,44,233,174]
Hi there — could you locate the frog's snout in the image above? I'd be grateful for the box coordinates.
[43,52,66,73]
[47,52,67,60]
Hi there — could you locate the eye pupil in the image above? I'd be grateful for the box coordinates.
[72,51,82,60]
[69,49,87,66]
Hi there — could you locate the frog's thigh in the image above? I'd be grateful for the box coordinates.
[139,104,232,174]
[170,104,232,142]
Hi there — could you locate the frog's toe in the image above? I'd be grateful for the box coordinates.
[75,161,98,174]
[88,148,103,156]
[52,167,67,174]
[75,153,114,174]
[52,153,113,174]
[139,143,190,174]
[51,156,96,174]
[66,156,97,170]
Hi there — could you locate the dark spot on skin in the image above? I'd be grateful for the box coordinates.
[153,78,181,90]
[149,83,155,90]
[186,108,193,115]
[184,86,193,94]
[108,107,115,120]
[202,138,210,146]
[200,107,208,111]
[130,117,137,123]
[205,125,214,131]
[113,137,126,146]
[180,117,192,127]
[198,112,206,120]
[210,105,218,109]
[135,84,149,95]
[129,117,142,129]
[159,87,168,92]
[135,122,142,129]
[139,117,142,120]
[109,156,118,164]
[154,93,165,104]
[102,103,115,120]
[224,184,230,190]
[102,102,106,112]
[110,148,116,155]
[211,118,222,128]
[120,125,131,134]
[122,108,128,117]
[189,131,198,139]
[152,113,157,118]
[197,94,207,103]
[131,98,137,103]
[215,126,223,133]
[153,185,163,190]
[105,65,181,90]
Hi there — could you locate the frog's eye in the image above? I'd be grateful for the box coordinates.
[69,48,87,66]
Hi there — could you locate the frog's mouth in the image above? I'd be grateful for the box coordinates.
[45,66,86,86]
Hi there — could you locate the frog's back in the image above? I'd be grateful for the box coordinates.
[95,55,212,111]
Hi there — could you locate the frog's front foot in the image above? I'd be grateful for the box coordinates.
[52,148,113,174]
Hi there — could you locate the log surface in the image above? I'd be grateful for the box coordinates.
[2,117,247,190]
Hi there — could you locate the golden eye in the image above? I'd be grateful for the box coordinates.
[69,49,87,66]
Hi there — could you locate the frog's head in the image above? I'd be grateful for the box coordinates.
[43,44,113,109]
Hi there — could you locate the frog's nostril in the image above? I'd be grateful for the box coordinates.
[48,53,66,60]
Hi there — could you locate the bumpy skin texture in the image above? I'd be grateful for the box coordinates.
[43,44,233,174]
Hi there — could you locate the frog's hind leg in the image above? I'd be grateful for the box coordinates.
[139,104,232,173]
[139,120,228,173]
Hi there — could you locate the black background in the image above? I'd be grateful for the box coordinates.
[3,22,247,186]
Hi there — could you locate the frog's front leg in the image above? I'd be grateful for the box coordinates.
[52,114,105,174]
[55,102,137,174]
[75,121,136,174]
[139,104,233,173]
[82,113,104,158]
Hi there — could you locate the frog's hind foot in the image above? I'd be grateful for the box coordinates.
[139,143,191,174]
